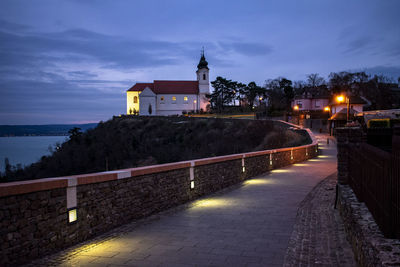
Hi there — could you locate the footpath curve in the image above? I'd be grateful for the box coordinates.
[26,133,348,267]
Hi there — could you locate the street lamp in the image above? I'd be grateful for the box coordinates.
[293,105,299,125]
[336,95,350,122]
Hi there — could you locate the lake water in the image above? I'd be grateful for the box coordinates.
[0,136,67,173]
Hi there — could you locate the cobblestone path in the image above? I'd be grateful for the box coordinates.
[284,173,356,266]
[27,134,347,267]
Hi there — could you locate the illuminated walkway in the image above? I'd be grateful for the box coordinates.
[31,134,337,267]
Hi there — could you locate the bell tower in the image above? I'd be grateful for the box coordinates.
[196,48,210,95]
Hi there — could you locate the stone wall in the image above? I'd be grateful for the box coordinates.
[0,128,318,266]
[338,185,400,267]
[336,126,400,267]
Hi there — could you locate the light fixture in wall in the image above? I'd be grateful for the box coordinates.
[269,154,273,165]
[290,150,293,160]
[68,208,77,224]
[190,181,195,189]
[306,148,308,156]
[242,166,246,173]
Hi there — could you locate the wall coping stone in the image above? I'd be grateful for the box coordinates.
[0,121,317,198]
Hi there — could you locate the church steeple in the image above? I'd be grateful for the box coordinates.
[197,48,209,70]
[196,47,210,99]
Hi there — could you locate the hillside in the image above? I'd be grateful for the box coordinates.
[1,117,311,182]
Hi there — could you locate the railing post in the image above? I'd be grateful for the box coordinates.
[336,126,365,185]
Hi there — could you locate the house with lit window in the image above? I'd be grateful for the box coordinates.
[291,90,330,112]
[126,52,210,116]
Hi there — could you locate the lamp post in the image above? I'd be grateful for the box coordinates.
[336,95,350,123]
[293,105,299,125]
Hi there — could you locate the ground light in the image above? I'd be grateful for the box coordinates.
[271,169,292,173]
[245,179,272,185]
[68,208,77,224]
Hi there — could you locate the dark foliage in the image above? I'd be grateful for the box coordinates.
[1,117,311,182]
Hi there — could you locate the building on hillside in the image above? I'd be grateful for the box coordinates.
[329,95,367,115]
[126,52,210,116]
[291,95,330,112]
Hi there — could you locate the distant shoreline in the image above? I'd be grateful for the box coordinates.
[0,134,69,137]
[0,123,97,137]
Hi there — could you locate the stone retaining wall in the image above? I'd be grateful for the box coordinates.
[0,128,318,266]
[337,185,400,267]
[336,127,400,266]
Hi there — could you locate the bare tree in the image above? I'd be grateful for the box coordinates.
[306,73,325,88]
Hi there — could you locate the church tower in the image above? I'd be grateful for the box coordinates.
[196,49,210,94]
[196,49,210,111]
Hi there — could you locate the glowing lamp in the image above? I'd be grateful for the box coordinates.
[336,95,344,103]
[194,100,197,104]
[293,105,299,111]
[324,106,330,112]
[259,97,263,101]
[68,208,77,224]
[242,166,245,173]
[190,181,195,189]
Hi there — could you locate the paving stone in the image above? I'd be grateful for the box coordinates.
[283,172,357,266]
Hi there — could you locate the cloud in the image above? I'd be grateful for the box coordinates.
[357,65,400,80]
[68,71,98,79]
[338,27,400,58]
[218,42,273,56]
[0,19,30,33]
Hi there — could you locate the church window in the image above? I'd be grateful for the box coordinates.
[203,74,206,80]
[134,96,138,103]
[172,96,176,103]
[184,96,188,102]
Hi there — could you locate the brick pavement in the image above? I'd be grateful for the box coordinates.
[283,172,356,266]
[27,134,347,267]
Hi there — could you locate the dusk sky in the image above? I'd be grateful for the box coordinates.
[1,0,399,125]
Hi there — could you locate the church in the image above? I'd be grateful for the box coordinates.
[126,52,210,116]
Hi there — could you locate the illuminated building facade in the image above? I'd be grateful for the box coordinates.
[126,52,210,116]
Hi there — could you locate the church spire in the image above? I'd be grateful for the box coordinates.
[197,47,209,70]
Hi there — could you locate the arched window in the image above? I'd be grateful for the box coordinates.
[134,96,138,103]
[203,74,206,80]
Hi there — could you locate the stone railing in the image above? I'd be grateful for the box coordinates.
[0,127,318,266]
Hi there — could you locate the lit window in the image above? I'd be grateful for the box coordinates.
[184,96,188,102]
[296,101,302,108]
[133,96,138,103]
[172,96,176,103]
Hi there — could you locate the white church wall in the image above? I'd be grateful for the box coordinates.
[139,96,156,116]
[139,87,157,116]
[156,94,199,115]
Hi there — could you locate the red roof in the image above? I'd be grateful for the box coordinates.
[127,83,154,92]
[127,80,199,94]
